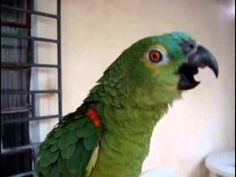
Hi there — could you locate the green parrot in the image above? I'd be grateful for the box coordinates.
[36,32,218,177]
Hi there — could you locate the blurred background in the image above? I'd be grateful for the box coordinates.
[1,0,235,177]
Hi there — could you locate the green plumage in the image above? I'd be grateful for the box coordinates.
[37,32,217,177]
[37,106,102,177]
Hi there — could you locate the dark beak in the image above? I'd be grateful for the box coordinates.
[178,45,219,90]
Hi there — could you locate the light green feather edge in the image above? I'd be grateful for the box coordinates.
[85,144,100,177]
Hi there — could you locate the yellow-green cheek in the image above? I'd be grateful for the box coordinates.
[142,59,160,73]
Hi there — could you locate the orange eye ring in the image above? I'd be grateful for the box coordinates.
[149,50,163,63]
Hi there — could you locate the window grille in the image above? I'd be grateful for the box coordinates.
[1,0,62,176]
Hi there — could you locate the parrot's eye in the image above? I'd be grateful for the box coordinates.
[146,47,170,65]
[148,50,163,63]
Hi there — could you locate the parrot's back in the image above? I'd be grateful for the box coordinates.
[36,103,102,177]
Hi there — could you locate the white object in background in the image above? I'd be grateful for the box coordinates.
[141,168,178,177]
[205,151,235,177]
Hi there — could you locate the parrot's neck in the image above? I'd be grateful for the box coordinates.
[91,102,171,177]
[87,74,181,177]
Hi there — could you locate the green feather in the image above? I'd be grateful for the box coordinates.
[61,143,76,159]
[65,140,91,175]
[58,157,72,177]
[50,144,58,152]
[58,131,77,149]
[40,150,59,167]
[76,122,96,138]
[37,108,101,177]
[84,134,99,150]
[50,164,61,177]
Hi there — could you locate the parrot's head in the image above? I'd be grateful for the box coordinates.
[117,32,219,105]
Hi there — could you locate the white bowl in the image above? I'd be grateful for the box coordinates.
[141,168,178,177]
[205,150,235,177]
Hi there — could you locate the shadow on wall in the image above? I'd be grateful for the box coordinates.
[190,159,210,177]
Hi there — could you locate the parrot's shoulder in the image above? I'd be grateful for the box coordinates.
[37,103,103,177]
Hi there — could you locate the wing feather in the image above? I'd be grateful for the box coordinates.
[37,107,101,177]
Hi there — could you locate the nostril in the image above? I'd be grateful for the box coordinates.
[182,40,197,54]
[189,43,195,50]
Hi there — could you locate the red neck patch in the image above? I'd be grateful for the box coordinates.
[86,107,102,128]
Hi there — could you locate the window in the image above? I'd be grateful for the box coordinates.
[1,0,62,176]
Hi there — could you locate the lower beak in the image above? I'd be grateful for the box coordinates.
[178,45,219,90]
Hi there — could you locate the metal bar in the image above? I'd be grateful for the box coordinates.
[1,106,31,114]
[26,0,33,94]
[27,1,35,172]
[32,149,37,176]
[1,5,58,19]
[2,114,59,124]
[1,89,59,94]
[31,33,35,64]
[1,33,58,43]
[1,21,31,28]
[1,44,27,49]
[1,63,59,69]
[8,171,36,177]
[31,93,36,118]
[57,0,63,121]
[1,143,40,155]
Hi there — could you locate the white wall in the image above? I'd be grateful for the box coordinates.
[35,0,235,176]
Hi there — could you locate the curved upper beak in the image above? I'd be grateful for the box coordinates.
[178,45,219,90]
[187,45,219,77]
